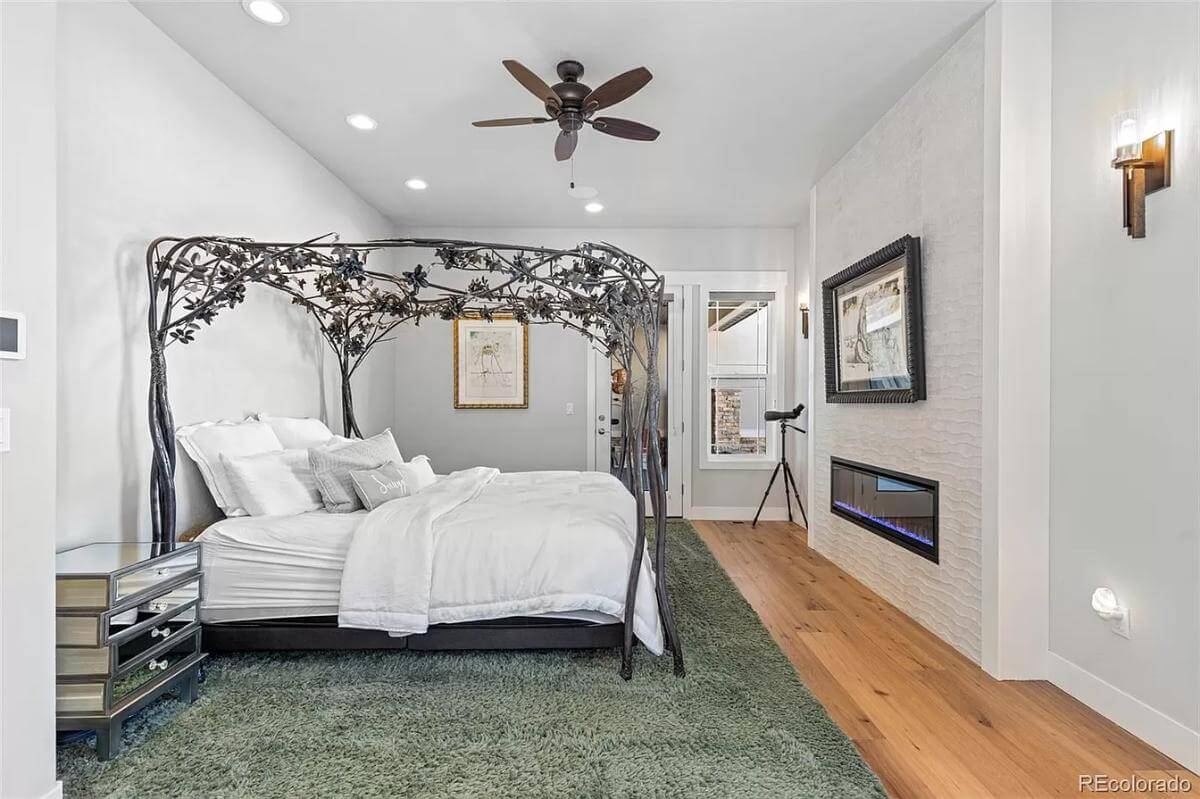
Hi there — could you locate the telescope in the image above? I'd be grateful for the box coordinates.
[751,403,808,528]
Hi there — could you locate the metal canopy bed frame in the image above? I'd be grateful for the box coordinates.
[145,234,682,679]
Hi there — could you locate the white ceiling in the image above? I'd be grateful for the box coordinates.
[135,1,988,229]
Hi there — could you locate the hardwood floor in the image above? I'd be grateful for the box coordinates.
[693,519,1198,799]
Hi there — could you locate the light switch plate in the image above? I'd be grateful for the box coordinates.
[0,408,10,453]
[565,402,575,416]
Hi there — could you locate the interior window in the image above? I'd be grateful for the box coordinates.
[706,291,774,460]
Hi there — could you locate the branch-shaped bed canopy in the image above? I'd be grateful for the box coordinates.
[145,234,682,678]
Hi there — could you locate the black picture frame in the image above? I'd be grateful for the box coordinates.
[821,234,926,404]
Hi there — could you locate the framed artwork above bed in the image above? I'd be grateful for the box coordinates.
[453,315,529,409]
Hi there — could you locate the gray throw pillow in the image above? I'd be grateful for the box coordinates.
[349,463,411,511]
[308,429,403,512]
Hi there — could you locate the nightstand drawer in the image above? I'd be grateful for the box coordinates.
[56,543,199,611]
[113,548,199,607]
[116,618,197,673]
[57,629,201,716]
[111,629,201,706]
[57,597,199,677]
[56,579,200,648]
[135,578,199,617]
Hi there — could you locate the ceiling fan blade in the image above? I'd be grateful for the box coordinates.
[502,59,561,111]
[590,117,660,142]
[583,67,652,113]
[472,117,551,127]
[554,130,578,161]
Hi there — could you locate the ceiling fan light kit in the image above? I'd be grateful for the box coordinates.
[473,59,660,161]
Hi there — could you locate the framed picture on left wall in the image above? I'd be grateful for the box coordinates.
[453,315,529,409]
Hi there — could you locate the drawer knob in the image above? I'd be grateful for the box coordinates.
[148,658,169,671]
[150,627,171,639]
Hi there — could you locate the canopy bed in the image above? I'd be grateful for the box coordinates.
[144,234,683,679]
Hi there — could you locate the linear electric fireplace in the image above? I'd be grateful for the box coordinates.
[830,457,938,562]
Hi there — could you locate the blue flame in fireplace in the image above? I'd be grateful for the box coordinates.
[833,500,935,548]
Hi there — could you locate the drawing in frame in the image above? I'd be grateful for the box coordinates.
[821,235,926,403]
[453,315,529,409]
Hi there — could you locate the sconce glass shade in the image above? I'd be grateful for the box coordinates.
[1112,110,1142,164]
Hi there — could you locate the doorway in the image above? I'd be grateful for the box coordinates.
[591,286,687,516]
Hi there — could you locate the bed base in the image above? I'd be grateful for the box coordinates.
[203,616,624,653]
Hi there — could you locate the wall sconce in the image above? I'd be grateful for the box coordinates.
[1111,110,1172,239]
[799,303,809,339]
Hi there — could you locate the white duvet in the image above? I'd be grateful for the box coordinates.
[337,469,664,655]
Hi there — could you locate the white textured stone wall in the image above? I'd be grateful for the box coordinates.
[811,21,985,662]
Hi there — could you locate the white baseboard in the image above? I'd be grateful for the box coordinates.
[41,781,63,799]
[1047,652,1200,771]
[687,506,793,522]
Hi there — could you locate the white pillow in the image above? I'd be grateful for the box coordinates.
[257,414,335,449]
[221,449,323,517]
[176,419,283,516]
[397,455,438,492]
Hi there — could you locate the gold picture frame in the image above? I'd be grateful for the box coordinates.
[452,315,529,409]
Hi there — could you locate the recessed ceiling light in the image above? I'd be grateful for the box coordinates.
[241,0,289,26]
[345,113,378,131]
[584,201,604,214]
[405,178,428,191]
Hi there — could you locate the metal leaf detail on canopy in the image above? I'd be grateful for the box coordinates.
[145,234,682,678]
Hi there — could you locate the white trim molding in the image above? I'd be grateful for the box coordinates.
[979,0,1052,681]
[687,506,791,522]
[41,781,64,799]
[1048,652,1200,772]
[690,270,789,472]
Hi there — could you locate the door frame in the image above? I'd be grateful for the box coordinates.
[587,284,692,517]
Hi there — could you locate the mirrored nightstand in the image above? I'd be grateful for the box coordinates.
[56,541,207,759]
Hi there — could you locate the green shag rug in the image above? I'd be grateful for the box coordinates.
[59,520,884,798]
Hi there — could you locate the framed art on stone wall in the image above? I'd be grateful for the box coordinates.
[821,235,926,404]
[453,315,529,409]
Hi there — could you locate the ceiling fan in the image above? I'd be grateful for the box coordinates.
[472,59,660,161]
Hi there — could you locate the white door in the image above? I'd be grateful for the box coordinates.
[592,286,685,516]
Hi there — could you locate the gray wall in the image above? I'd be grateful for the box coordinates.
[55,1,398,547]
[811,20,986,663]
[393,319,589,472]
[1049,0,1199,738]
[1,5,59,796]
[394,226,796,512]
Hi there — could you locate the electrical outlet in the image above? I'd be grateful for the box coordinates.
[565,402,575,416]
[1112,609,1131,639]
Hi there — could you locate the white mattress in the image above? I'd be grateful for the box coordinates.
[197,510,362,623]
[196,490,621,628]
